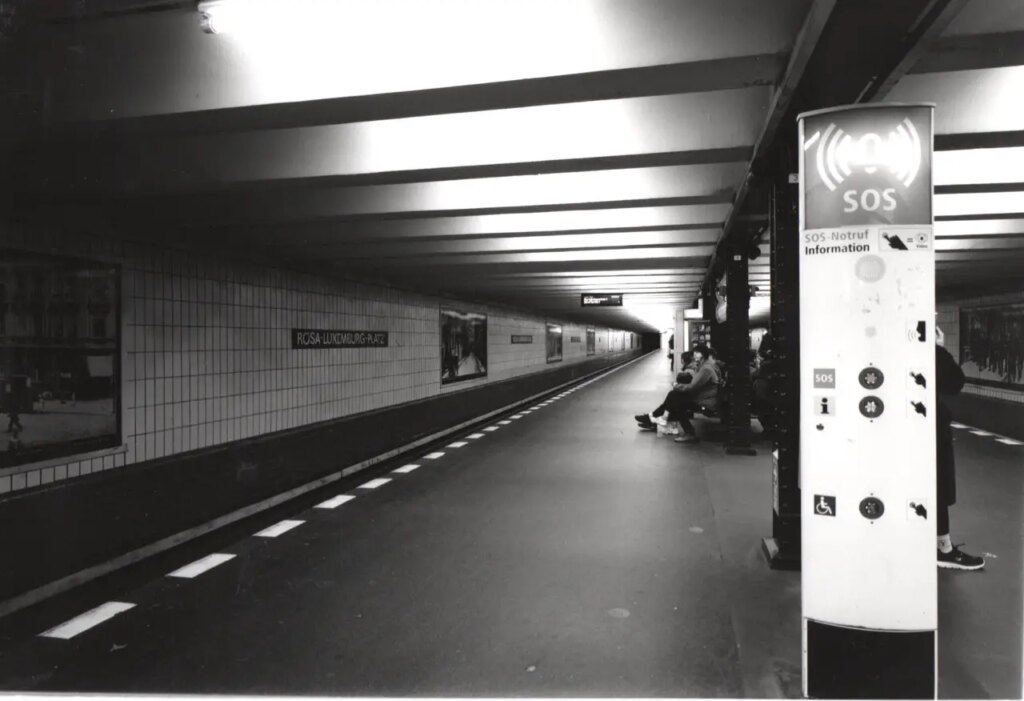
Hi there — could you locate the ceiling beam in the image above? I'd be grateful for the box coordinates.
[700,0,837,295]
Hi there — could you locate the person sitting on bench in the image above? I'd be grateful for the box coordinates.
[635,345,721,443]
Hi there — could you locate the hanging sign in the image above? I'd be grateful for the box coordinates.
[581,293,623,307]
[798,103,936,699]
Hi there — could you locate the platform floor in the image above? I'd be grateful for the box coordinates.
[0,353,1019,698]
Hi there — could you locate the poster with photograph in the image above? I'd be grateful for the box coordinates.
[586,328,596,356]
[959,303,1024,389]
[441,308,488,384]
[0,248,120,469]
[546,323,563,363]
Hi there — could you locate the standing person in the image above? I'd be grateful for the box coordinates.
[935,337,984,570]
[668,334,675,371]
[634,345,720,444]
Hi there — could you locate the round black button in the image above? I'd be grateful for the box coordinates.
[859,395,885,418]
[860,497,885,520]
[859,367,884,389]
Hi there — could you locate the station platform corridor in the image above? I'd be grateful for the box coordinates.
[0,352,1018,699]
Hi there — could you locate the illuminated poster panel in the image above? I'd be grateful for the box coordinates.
[959,302,1024,389]
[586,328,596,356]
[440,308,487,384]
[798,104,936,698]
[0,249,120,469]
[545,323,563,363]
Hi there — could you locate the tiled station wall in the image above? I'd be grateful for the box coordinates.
[0,226,640,495]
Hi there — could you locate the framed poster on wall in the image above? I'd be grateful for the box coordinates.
[959,302,1024,390]
[586,328,596,356]
[546,323,563,363]
[440,308,487,384]
[0,248,120,469]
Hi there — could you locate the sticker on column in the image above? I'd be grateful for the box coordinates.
[858,396,884,419]
[814,396,836,416]
[814,495,836,517]
[881,229,931,251]
[908,400,927,417]
[907,370,927,390]
[906,320,927,343]
[907,500,928,520]
[813,369,836,389]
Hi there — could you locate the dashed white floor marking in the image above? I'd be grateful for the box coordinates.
[358,478,391,489]
[423,452,445,459]
[950,422,969,429]
[393,464,421,473]
[167,553,236,579]
[996,438,1024,446]
[531,405,543,410]
[255,520,304,538]
[447,441,469,448]
[467,433,487,439]
[316,494,357,508]
[970,430,994,437]
[498,420,512,425]
[484,426,500,431]
[510,415,523,420]
[40,602,136,640]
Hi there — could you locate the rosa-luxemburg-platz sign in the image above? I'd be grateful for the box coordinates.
[797,104,937,700]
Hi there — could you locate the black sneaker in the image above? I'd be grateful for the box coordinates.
[635,414,656,431]
[937,544,985,571]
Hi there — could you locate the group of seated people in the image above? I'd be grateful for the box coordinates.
[634,344,722,443]
[635,338,779,443]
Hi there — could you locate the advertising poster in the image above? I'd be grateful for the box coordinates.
[546,323,563,363]
[0,248,120,469]
[959,303,1024,389]
[440,308,487,384]
[586,328,596,356]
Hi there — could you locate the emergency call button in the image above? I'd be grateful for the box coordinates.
[858,367,884,389]
[859,497,885,520]
[859,396,885,419]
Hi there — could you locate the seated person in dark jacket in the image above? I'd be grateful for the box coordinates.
[635,345,721,444]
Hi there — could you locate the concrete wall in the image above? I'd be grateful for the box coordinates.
[0,224,636,496]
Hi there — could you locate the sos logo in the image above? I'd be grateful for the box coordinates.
[804,118,923,214]
[843,188,897,213]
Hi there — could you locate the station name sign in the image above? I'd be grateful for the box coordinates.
[292,329,389,349]
[581,293,623,307]
[511,335,534,344]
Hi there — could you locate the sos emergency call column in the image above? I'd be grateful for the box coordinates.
[797,104,937,700]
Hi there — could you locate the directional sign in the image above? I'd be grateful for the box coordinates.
[581,293,623,307]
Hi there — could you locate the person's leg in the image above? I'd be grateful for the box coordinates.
[936,502,985,570]
[936,502,951,553]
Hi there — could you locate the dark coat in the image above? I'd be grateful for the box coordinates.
[936,345,964,506]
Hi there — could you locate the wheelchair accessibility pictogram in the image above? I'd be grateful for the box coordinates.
[814,495,836,517]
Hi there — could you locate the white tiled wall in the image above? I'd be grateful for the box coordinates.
[939,290,1024,404]
[0,226,639,494]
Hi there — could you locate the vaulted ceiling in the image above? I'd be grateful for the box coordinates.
[1,0,1021,332]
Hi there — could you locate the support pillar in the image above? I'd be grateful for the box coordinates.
[724,242,756,455]
[762,148,802,570]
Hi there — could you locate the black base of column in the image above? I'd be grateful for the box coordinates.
[761,537,801,570]
[806,620,935,699]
